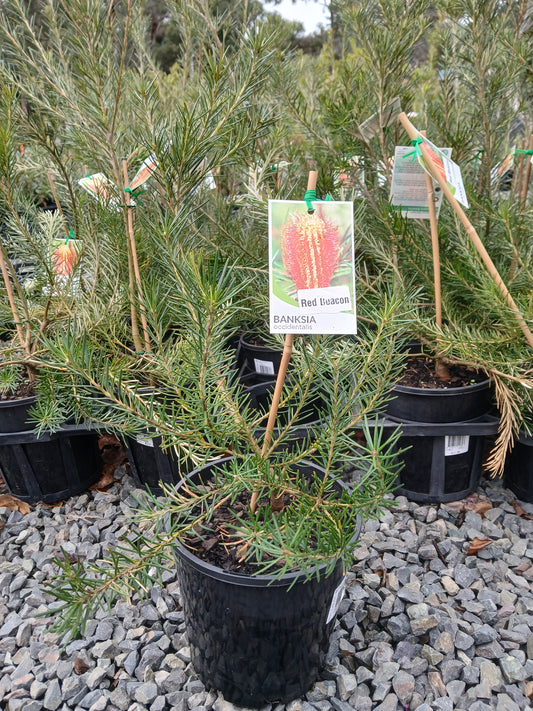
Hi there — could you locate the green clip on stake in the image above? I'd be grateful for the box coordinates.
[304,189,333,213]
[404,136,423,162]
[124,186,147,207]
[515,149,533,156]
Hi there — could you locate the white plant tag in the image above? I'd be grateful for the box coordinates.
[326,576,346,624]
[254,358,275,375]
[445,435,469,456]
[136,437,154,448]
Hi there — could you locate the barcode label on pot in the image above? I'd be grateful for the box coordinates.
[136,437,154,448]
[326,576,346,624]
[254,358,275,375]
[445,435,469,456]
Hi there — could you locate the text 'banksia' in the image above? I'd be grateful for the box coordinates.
[281,212,341,290]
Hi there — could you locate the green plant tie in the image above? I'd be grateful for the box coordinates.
[304,189,333,213]
[404,137,423,161]
[124,186,147,207]
[65,228,74,245]
[515,149,533,155]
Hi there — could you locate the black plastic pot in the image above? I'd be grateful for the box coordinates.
[505,430,533,503]
[384,417,499,503]
[126,435,185,492]
[175,458,360,707]
[236,333,284,380]
[0,425,102,504]
[386,378,492,424]
[0,395,37,433]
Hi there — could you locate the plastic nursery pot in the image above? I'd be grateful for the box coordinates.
[505,430,533,504]
[386,378,492,424]
[0,395,38,433]
[174,458,361,707]
[125,435,187,492]
[236,333,284,380]
[0,426,102,504]
[386,417,499,504]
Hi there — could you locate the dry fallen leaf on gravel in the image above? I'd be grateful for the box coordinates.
[466,537,492,555]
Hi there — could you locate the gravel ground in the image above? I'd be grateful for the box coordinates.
[0,467,532,711]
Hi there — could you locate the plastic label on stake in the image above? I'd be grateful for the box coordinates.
[326,576,346,624]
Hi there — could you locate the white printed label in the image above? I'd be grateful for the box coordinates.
[326,576,347,624]
[136,437,154,447]
[445,435,469,456]
[298,285,352,314]
[254,358,275,375]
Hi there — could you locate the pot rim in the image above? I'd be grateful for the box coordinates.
[174,456,361,588]
[392,378,491,397]
[0,393,37,408]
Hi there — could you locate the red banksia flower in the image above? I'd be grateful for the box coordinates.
[281,212,341,290]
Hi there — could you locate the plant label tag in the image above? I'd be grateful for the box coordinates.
[254,359,275,376]
[136,437,154,448]
[390,145,451,218]
[269,200,357,335]
[326,576,347,624]
[358,96,402,142]
[445,435,469,456]
[416,133,469,208]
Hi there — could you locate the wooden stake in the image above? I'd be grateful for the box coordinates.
[250,170,317,513]
[398,112,533,351]
[122,160,151,355]
[421,131,449,380]
[0,245,33,378]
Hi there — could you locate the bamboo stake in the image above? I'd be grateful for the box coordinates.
[0,244,33,379]
[122,160,151,354]
[250,170,318,513]
[519,133,533,210]
[398,112,533,351]
[420,131,449,380]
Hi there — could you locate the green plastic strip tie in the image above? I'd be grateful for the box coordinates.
[404,137,423,161]
[304,190,333,212]
[124,186,147,207]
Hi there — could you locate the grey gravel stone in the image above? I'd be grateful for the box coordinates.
[2,474,533,711]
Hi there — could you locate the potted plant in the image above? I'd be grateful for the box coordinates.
[0,87,103,504]
[43,251,411,706]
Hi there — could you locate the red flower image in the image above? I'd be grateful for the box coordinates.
[52,242,78,276]
[281,211,341,290]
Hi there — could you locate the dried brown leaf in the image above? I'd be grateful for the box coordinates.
[473,501,492,517]
[89,466,116,492]
[73,657,89,674]
[466,537,492,556]
[0,494,31,515]
[511,500,533,520]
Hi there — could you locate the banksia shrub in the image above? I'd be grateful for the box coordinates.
[281,211,341,290]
